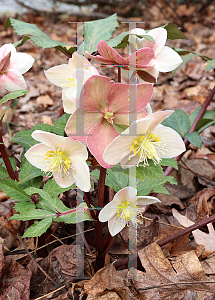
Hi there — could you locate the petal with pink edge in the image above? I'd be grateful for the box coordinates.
[0,44,16,61]
[4,69,26,91]
[97,40,126,65]
[141,110,174,132]
[87,120,119,168]
[154,46,183,72]
[10,52,34,74]
[0,74,6,91]
[125,48,155,68]
[140,28,167,56]
[85,51,117,65]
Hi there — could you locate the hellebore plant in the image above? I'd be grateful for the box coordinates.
[99,186,160,236]
[65,75,153,167]
[0,43,34,92]
[25,130,91,191]
[45,52,99,113]
[103,110,186,167]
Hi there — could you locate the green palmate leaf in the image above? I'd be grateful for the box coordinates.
[43,179,76,195]
[205,59,215,71]
[0,90,29,106]
[163,23,187,40]
[0,165,9,179]
[5,18,74,50]
[22,217,53,238]
[159,158,178,170]
[53,113,70,136]
[162,109,191,137]
[0,178,29,202]
[82,14,119,54]
[18,161,44,184]
[184,131,202,149]
[56,203,94,223]
[196,119,215,133]
[10,208,55,220]
[172,53,196,75]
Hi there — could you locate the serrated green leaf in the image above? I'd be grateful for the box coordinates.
[5,18,74,49]
[21,176,43,189]
[56,203,94,223]
[161,175,177,185]
[0,157,17,171]
[162,109,191,137]
[43,179,75,195]
[0,90,29,106]
[82,14,118,54]
[184,132,202,149]
[106,31,130,48]
[152,186,169,194]
[163,23,187,40]
[143,163,164,180]
[172,53,196,75]
[14,201,36,213]
[0,165,9,179]
[22,217,53,238]
[53,113,70,136]
[18,161,44,184]
[205,59,215,71]
[159,158,178,170]
[196,118,215,133]
[10,208,55,220]
[0,178,30,201]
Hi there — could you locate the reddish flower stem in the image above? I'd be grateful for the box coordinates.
[118,67,121,83]
[84,192,96,220]
[0,129,16,181]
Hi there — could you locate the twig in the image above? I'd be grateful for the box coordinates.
[34,285,66,300]
[17,234,67,294]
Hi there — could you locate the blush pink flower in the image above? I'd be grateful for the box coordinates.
[128,27,183,82]
[86,40,155,70]
[65,75,153,168]
[44,52,99,114]
[0,43,34,92]
[103,110,186,168]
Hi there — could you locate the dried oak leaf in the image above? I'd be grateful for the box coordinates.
[172,208,215,253]
[136,242,215,300]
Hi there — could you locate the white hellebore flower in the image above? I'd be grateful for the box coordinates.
[0,43,34,92]
[44,52,99,114]
[103,110,186,168]
[25,130,91,191]
[99,186,160,236]
[128,27,183,82]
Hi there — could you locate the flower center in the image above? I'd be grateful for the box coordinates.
[66,78,76,88]
[116,200,139,225]
[45,149,71,174]
[129,132,167,166]
[104,111,114,124]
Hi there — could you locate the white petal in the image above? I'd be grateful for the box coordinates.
[153,126,186,158]
[54,168,75,188]
[62,89,76,114]
[114,186,137,202]
[10,52,34,74]
[154,46,183,72]
[145,28,167,56]
[99,206,117,222]
[44,64,73,87]
[108,214,127,236]
[136,196,161,205]
[25,143,51,171]
[64,86,78,103]
[4,69,27,91]
[0,44,16,60]
[32,130,68,151]
[72,161,91,192]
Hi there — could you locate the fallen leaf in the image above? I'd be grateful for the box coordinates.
[36,94,53,108]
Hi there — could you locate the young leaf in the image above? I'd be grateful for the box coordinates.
[159,158,178,170]
[189,107,215,125]
[184,132,202,149]
[5,18,74,49]
[0,90,29,106]
[106,31,130,48]
[81,14,118,54]
[161,109,191,137]
[18,161,44,184]
[0,178,30,202]
[163,23,187,40]
[22,217,53,238]
[196,119,215,133]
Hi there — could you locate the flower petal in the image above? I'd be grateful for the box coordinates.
[125,47,155,68]
[44,64,73,87]
[54,168,75,188]
[0,74,6,91]
[108,214,127,236]
[136,196,160,205]
[69,52,99,75]
[31,130,70,151]
[99,205,117,222]
[141,28,167,56]
[97,41,127,65]
[129,28,147,49]
[10,52,34,74]
[140,110,174,132]
[114,186,137,202]
[4,69,27,91]
[62,88,77,114]
[87,120,119,168]
[154,46,183,72]
[0,44,16,60]
[25,143,51,171]
[72,161,91,192]
[153,125,186,158]
[85,51,117,65]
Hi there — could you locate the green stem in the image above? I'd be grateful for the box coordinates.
[55,46,72,58]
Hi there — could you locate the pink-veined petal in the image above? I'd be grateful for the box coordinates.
[108,83,153,113]
[141,110,174,132]
[85,51,117,65]
[87,120,119,168]
[108,214,126,236]
[136,110,148,120]
[44,64,73,87]
[153,125,186,158]
[81,75,113,112]
[70,52,100,75]
[153,46,183,72]
[10,52,34,74]
[65,110,103,141]
[0,74,6,91]
[0,44,16,60]
[25,143,52,171]
[97,40,127,65]
[4,69,27,91]
[140,28,167,56]
[103,134,135,166]
[72,161,91,192]
[125,47,155,68]
[136,196,160,206]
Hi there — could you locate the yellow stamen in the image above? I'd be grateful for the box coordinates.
[116,200,140,225]
[45,149,71,174]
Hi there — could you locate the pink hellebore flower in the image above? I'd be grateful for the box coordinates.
[103,110,186,167]
[99,186,160,236]
[44,52,99,114]
[65,75,153,168]
[128,28,183,81]
[86,40,155,69]
[0,43,34,92]
[25,130,91,191]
